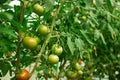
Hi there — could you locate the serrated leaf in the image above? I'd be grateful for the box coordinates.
[11,20,25,31]
[0,12,13,21]
[108,23,115,34]
[0,27,17,39]
[44,0,55,12]
[67,37,74,55]
[80,30,94,45]
[106,0,114,12]
[75,38,84,51]
[1,62,10,76]
[94,29,100,41]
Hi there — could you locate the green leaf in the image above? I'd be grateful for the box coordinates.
[80,30,94,45]
[106,0,114,12]
[94,29,100,41]
[0,27,17,39]
[107,23,115,34]
[0,12,13,21]
[100,33,106,45]
[75,38,84,51]
[11,20,25,31]
[96,0,104,8]
[44,0,55,12]
[67,37,74,55]
[1,62,10,76]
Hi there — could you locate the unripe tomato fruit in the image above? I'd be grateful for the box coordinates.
[48,54,59,64]
[66,70,78,79]
[77,70,83,75]
[74,62,82,71]
[82,16,86,20]
[52,44,63,56]
[33,3,44,16]
[38,25,50,36]
[16,69,30,80]
[23,37,38,50]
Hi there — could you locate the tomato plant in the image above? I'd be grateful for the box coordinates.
[0,0,120,80]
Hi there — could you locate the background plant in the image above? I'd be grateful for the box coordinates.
[0,0,120,80]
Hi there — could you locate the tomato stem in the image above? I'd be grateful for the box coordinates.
[16,1,26,74]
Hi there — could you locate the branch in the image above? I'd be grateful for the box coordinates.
[15,1,26,73]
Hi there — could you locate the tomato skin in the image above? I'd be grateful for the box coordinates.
[16,69,30,80]
[52,44,63,56]
[48,54,59,64]
[23,37,38,50]
[38,25,50,36]
[33,3,44,16]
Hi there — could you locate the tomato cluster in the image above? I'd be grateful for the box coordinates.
[48,44,63,64]
[65,60,84,79]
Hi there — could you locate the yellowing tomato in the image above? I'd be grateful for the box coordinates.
[23,37,38,50]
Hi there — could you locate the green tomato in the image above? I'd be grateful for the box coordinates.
[23,37,38,50]
[38,25,50,36]
[48,54,59,64]
[33,3,44,16]
[74,62,82,71]
[66,70,78,79]
[52,44,63,56]
[77,70,83,76]
[82,16,87,20]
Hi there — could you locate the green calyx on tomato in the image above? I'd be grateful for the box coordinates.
[66,70,78,79]
[33,3,44,16]
[52,44,63,56]
[23,37,38,50]
[23,1,31,8]
[16,69,30,80]
[48,54,59,64]
[38,25,50,36]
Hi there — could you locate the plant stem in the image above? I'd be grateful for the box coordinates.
[30,0,64,78]
[15,1,26,73]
